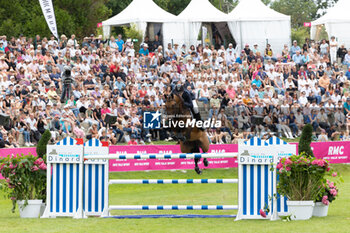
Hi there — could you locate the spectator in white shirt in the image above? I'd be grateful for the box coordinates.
[298,91,308,106]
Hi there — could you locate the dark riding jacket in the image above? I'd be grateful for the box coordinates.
[172,89,194,109]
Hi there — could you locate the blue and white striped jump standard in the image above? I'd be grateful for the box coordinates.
[109,205,238,210]
[109,179,238,184]
[83,139,109,217]
[236,136,296,220]
[84,152,237,160]
[42,137,84,218]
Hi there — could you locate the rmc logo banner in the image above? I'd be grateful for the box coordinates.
[308,141,350,164]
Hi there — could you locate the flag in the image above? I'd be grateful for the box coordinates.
[39,0,58,39]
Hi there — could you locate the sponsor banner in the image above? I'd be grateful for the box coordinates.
[108,144,238,171]
[0,141,349,178]
[304,22,311,27]
[292,141,350,164]
[239,144,296,165]
[84,146,109,164]
[47,145,83,164]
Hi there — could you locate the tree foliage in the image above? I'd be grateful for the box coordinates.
[36,130,52,159]
[315,0,338,18]
[0,0,340,39]
[123,24,143,52]
[271,0,318,28]
[298,124,314,157]
[0,0,111,38]
[292,27,310,46]
[271,0,338,29]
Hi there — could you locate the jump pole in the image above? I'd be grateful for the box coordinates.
[84,152,238,160]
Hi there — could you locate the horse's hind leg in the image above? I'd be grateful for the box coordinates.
[199,134,210,167]
[191,146,202,175]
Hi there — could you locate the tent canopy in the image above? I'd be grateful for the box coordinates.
[312,0,350,25]
[167,0,232,48]
[229,0,289,21]
[178,0,229,22]
[227,0,291,55]
[311,0,350,47]
[102,0,177,39]
[102,0,177,26]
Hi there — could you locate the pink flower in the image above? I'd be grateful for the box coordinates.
[31,166,39,172]
[259,209,267,218]
[322,196,329,205]
[10,197,16,200]
[276,163,283,170]
[332,172,337,177]
[0,164,4,171]
[8,184,14,189]
[34,158,44,165]
[39,163,47,170]
[322,199,329,205]
[5,178,10,183]
[286,166,291,171]
[326,166,330,172]
[320,161,326,167]
[330,188,338,196]
[284,158,292,166]
[329,182,335,189]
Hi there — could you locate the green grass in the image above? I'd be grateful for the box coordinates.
[0,165,349,233]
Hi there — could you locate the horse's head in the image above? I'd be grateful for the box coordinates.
[165,93,184,115]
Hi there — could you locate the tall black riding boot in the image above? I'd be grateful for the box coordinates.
[194,113,205,131]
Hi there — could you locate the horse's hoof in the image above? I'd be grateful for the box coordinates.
[203,158,209,167]
[195,167,202,175]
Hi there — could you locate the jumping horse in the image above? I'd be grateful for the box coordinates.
[165,93,210,174]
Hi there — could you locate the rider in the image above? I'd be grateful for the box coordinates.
[172,83,204,129]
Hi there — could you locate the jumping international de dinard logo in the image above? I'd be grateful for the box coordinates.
[143,111,222,129]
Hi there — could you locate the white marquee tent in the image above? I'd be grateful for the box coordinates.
[311,0,350,47]
[102,0,177,41]
[227,0,291,55]
[165,0,232,47]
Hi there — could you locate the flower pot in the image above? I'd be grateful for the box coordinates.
[287,200,314,220]
[17,200,43,218]
[313,202,329,217]
[40,203,46,217]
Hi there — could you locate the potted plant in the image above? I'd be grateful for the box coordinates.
[0,153,47,218]
[313,173,340,217]
[276,154,329,220]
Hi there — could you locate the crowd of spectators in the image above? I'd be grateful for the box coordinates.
[0,33,350,148]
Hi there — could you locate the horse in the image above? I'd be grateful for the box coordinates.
[165,92,210,174]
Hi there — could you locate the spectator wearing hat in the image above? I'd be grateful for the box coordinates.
[264,44,275,61]
[139,43,149,57]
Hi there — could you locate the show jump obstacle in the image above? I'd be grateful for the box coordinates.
[42,137,296,220]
